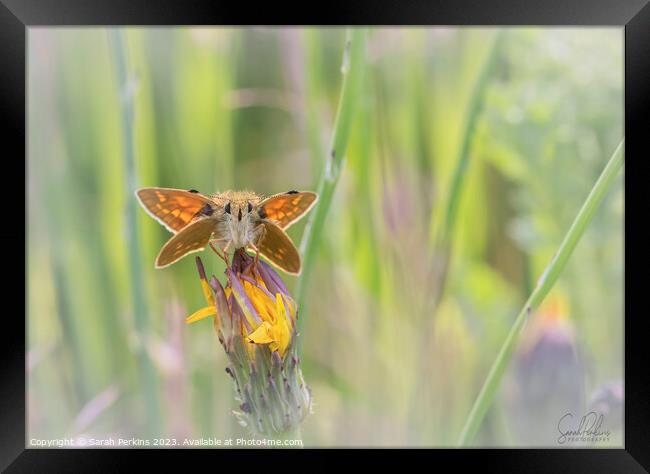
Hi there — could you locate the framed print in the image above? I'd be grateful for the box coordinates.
[3,0,649,470]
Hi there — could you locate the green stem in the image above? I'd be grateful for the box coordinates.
[457,139,624,446]
[422,30,504,321]
[303,29,326,185]
[110,29,162,437]
[434,29,505,251]
[295,28,367,341]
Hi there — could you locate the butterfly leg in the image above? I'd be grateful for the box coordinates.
[209,241,230,267]
[249,242,262,269]
[222,240,232,255]
[250,224,267,269]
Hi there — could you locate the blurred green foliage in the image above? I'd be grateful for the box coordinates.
[27,27,623,447]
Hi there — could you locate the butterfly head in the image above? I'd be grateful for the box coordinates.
[223,198,256,222]
[213,191,264,249]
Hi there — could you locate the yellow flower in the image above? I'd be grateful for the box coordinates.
[186,252,297,358]
[185,251,311,436]
[247,293,293,356]
[185,272,218,323]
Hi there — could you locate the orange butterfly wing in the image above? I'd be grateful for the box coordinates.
[155,217,219,268]
[257,220,301,275]
[136,188,215,233]
[259,191,318,229]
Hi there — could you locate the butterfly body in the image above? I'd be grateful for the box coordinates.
[136,187,318,274]
[210,190,264,250]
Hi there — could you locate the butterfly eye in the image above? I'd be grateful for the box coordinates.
[258,206,267,219]
[198,203,214,217]
[247,202,253,213]
[224,202,231,214]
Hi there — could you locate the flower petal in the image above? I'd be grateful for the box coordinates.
[211,275,230,333]
[248,321,274,344]
[228,269,262,326]
[185,306,217,324]
[280,294,297,323]
[195,257,216,307]
[257,260,289,296]
[200,277,216,307]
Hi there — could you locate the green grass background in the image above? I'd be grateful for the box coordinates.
[27,27,623,447]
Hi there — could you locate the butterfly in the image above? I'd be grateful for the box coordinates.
[135,188,318,275]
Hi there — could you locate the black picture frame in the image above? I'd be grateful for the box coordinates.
[5,0,649,470]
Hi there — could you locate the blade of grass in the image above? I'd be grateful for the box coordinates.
[303,28,326,185]
[28,36,90,407]
[110,28,162,437]
[295,28,367,340]
[457,139,624,446]
[406,31,505,435]
[434,29,505,250]
[425,31,505,309]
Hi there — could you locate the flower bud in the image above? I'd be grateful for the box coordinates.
[187,251,311,437]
